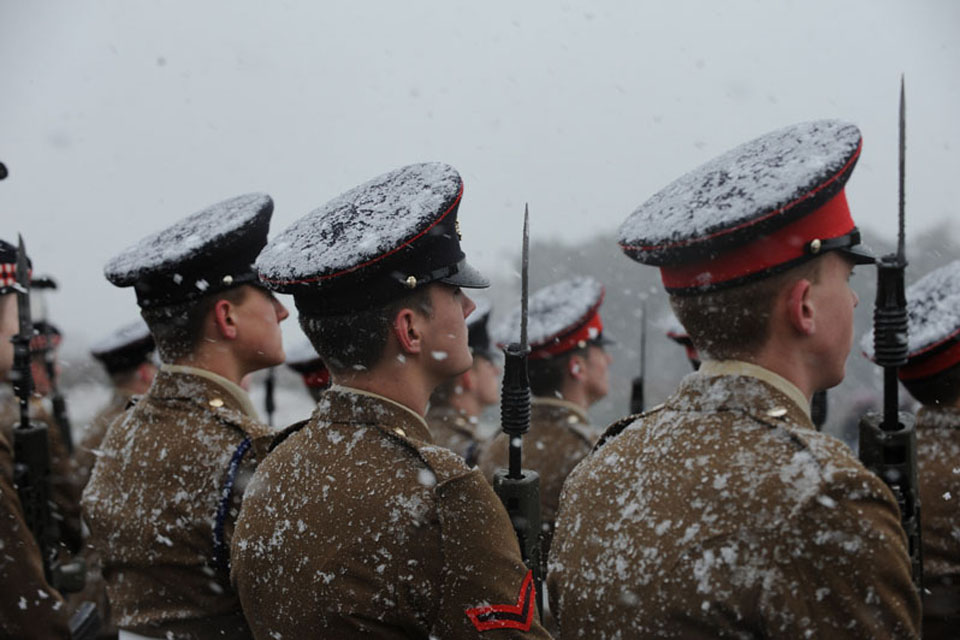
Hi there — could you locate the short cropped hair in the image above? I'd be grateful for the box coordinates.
[670,258,822,361]
[901,361,960,407]
[301,288,433,374]
[141,286,250,363]
[527,347,590,398]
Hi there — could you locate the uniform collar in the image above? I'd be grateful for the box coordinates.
[327,384,433,442]
[425,404,477,437]
[532,396,590,423]
[159,364,261,420]
[698,360,811,420]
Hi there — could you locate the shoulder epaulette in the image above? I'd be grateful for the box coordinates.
[594,404,667,451]
[268,419,310,453]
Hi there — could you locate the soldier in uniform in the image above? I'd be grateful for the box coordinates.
[232,162,553,639]
[476,276,612,564]
[0,238,72,638]
[426,298,500,465]
[81,194,289,639]
[548,120,921,638]
[284,338,330,402]
[665,312,701,370]
[863,259,960,638]
[77,318,157,488]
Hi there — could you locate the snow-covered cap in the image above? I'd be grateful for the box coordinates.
[256,162,489,316]
[90,318,156,374]
[467,298,495,360]
[496,276,612,360]
[284,339,330,389]
[0,238,30,295]
[29,320,61,354]
[862,260,960,381]
[619,120,874,295]
[104,193,273,309]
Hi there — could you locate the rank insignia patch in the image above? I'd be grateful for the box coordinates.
[465,570,536,632]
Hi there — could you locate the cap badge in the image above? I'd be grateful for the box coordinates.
[809,239,822,254]
[455,219,462,241]
[222,275,234,285]
[405,275,418,289]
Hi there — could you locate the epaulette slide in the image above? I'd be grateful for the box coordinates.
[268,419,309,453]
[593,404,665,451]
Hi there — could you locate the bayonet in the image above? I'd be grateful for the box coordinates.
[494,204,543,619]
[858,75,923,593]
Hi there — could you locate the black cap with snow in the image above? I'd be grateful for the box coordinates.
[467,299,495,360]
[104,193,273,309]
[256,162,489,316]
[90,318,156,375]
[619,120,874,295]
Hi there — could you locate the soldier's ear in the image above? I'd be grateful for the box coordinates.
[568,354,586,380]
[212,299,239,340]
[393,307,423,355]
[785,277,815,337]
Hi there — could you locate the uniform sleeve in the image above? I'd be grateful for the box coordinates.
[759,466,921,639]
[432,468,553,639]
[0,438,71,639]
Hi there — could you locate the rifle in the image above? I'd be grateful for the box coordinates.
[493,205,543,620]
[264,366,276,426]
[810,390,828,431]
[10,237,99,638]
[629,300,646,414]
[32,275,75,455]
[858,77,923,593]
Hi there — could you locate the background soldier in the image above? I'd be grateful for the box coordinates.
[77,318,157,488]
[863,259,960,638]
[81,194,289,639]
[232,162,552,638]
[476,276,612,565]
[0,238,72,638]
[426,298,500,465]
[665,312,701,370]
[548,120,920,638]
[283,338,330,402]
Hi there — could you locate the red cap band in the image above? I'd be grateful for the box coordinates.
[530,311,604,360]
[302,368,331,389]
[899,332,960,381]
[660,190,855,291]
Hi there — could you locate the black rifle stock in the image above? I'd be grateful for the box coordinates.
[34,277,75,456]
[629,301,646,415]
[10,237,98,637]
[858,77,922,593]
[493,206,543,620]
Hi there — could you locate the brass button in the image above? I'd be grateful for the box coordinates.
[405,275,417,289]
[809,238,822,254]
[766,406,787,418]
[394,427,406,437]
[209,398,224,408]
[222,275,234,285]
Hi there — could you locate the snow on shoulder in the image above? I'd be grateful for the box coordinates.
[104,193,272,285]
[618,120,861,264]
[256,162,461,284]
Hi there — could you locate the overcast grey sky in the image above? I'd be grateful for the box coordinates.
[1,0,958,349]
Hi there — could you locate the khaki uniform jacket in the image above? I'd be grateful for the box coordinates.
[0,396,71,639]
[915,405,960,638]
[231,386,553,639]
[425,404,482,466]
[81,367,274,639]
[476,398,596,563]
[548,365,921,639]
[76,390,132,489]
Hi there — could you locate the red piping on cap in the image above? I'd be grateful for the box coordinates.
[659,190,855,290]
[261,182,464,286]
[622,139,862,255]
[530,310,604,359]
[302,368,331,389]
[899,330,960,381]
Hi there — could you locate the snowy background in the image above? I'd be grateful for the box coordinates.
[1,0,958,440]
